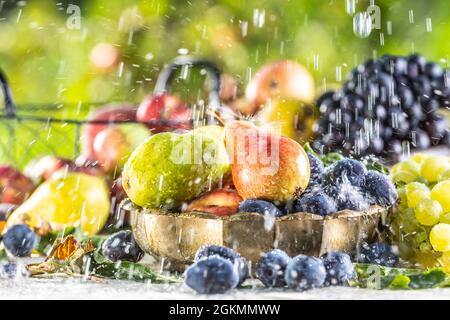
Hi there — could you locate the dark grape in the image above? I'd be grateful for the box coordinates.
[313,54,449,159]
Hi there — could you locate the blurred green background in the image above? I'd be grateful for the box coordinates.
[0,0,449,106]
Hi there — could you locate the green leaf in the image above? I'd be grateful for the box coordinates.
[320,152,344,166]
[388,274,410,289]
[351,263,449,290]
[303,142,317,156]
[365,158,389,175]
[88,251,181,283]
[0,249,7,261]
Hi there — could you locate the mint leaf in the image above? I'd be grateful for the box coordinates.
[88,251,180,283]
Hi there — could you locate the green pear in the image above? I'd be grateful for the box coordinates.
[122,128,230,209]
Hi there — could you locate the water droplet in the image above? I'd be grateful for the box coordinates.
[345,0,356,15]
[336,66,342,82]
[353,12,372,38]
[253,9,265,28]
[426,17,432,32]
[386,21,393,35]
[409,10,414,24]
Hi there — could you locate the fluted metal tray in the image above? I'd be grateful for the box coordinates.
[123,200,384,270]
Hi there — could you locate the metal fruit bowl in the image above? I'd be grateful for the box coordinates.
[123,200,384,270]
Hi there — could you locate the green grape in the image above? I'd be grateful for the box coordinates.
[410,153,430,166]
[439,170,450,181]
[405,182,430,208]
[414,199,443,226]
[391,160,420,184]
[397,187,408,210]
[421,156,450,183]
[419,242,432,253]
[429,223,450,252]
[440,212,450,224]
[438,251,450,273]
[431,180,450,212]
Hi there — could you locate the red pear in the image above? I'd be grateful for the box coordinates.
[224,121,310,202]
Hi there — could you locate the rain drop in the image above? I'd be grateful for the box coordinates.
[353,12,372,38]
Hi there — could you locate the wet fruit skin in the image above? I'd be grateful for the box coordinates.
[357,243,399,267]
[185,189,242,217]
[320,252,355,286]
[102,230,144,262]
[325,159,366,187]
[81,104,137,162]
[245,60,315,112]
[284,255,326,290]
[307,154,324,186]
[136,93,191,133]
[195,245,248,286]
[122,131,230,209]
[0,166,35,205]
[256,249,291,288]
[361,170,398,207]
[185,256,239,294]
[294,191,337,216]
[238,199,284,218]
[2,224,36,257]
[224,121,310,203]
[6,172,110,236]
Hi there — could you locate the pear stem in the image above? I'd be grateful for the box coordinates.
[206,108,226,127]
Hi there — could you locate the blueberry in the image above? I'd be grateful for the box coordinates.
[102,230,144,263]
[295,191,337,216]
[307,154,324,185]
[336,188,370,211]
[185,256,239,294]
[2,224,36,257]
[256,249,291,288]
[357,243,399,267]
[195,245,248,285]
[324,159,366,187]
[0,262,28,278]
[238,199,284,218]
[284,255,326,290]
[320,252,355,286]
[361,170,398,207]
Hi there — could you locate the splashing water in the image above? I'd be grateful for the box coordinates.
[345,0,356,16]
[353,12,372,38]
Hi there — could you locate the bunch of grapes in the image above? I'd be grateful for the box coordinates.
[389,153,450,270]
[313,54,450,161]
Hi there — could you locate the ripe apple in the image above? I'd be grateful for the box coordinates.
[92,123,150,175]
[184,189,242,216]
[136,93,191,133]
[25,156,73,181]
[0,166,35,205]
[245,60,315,114]
[81,104,137,163]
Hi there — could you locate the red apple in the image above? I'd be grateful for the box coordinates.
[81,104,137,162]
[93,127,131,174]
[136,93,191,133]
[245,60,315,114]
[184,189,243,216]
[0,166,35,205]
[26,156,73,181]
